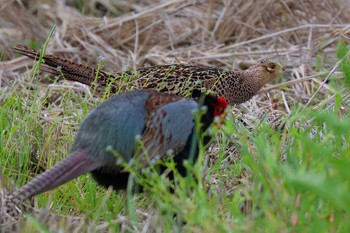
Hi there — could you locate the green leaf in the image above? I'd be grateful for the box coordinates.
[336,38,350,83]
[284,167,350,212]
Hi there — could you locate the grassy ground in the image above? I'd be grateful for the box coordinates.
[1,0,350,232]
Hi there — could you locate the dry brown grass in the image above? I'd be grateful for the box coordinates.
[1,0,350,232]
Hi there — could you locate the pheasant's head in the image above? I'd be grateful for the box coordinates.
[192,90,228,118]
[197,93,228,127]
[196,94,228,134]
[212,96,228,117]
[249,58,284,84]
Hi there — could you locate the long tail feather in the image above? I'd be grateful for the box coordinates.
[4,150,100,210]
[13,44,111,86]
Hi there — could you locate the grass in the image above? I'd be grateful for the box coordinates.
[1,0,350,232]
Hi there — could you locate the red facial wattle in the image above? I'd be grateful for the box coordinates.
[213,97,228,117]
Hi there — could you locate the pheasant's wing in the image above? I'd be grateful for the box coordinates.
[140,98,197,165]
[72,90,149,162]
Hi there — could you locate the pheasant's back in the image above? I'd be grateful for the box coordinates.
[114,64,226,97]
[115,64,257,105]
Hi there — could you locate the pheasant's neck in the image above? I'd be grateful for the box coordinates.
[243,70,264,92]
[217,70,264,104]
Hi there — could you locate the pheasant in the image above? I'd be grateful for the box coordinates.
[3,90,228,214]
[13,44,284,105]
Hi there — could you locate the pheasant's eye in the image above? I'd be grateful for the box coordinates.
[267,64,275,73]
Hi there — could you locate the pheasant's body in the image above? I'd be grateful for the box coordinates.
[3,90,227,213]
[13,45,284,104]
